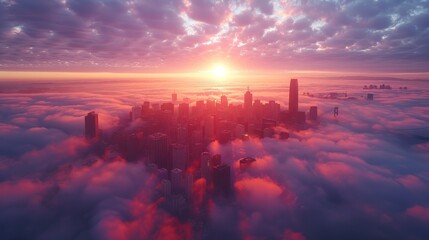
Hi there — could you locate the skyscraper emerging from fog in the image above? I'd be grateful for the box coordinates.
[148,132,170,169]
[85,111,99,140]
[172,143,188,170]
[213,164,231,198]
[289,79,298,116]
[244,87,253,111]
[131,105,142,121]
[201,152,211,181]
[309,106,318,121]
[171,168,183,194]
[244,87,253,122]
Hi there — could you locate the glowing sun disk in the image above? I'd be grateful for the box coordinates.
[212,65,227,78]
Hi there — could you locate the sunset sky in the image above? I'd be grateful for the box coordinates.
[1,1,429,239]
[1,0,429,79]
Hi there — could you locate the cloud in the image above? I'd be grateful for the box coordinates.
[0,79,429,239]
[0,0,428,72]
[406,205,429,222]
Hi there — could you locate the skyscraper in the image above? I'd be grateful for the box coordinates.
[244,87,253,122]
[161,102,174,115]
[177,126,188,144]
[206,99,216,115]
[131,106,141,121]
[178,103,189,120]
[85,111,99,140]
[172,143,188,170]
[184,172,194,200]
[161,179,171,198]
[201,152,211,181]
[148,132,170,169]
[244,87,253,109]
[171,168,183,194]
[212,164,231,198]
[204,115,215,141]
[235,124,245,139]
[289,79,299,116]
[142,101,151,116]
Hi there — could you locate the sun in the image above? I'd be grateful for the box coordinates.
[212,65,228,78]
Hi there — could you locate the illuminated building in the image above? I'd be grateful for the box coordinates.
[142,101,151,116]
[171,168,183,194]
[309,106,318,121]
[184,172,193,200]
[212,164,231,198]
[161,102,174,115]
[219,130,231,144]
[289,79,299,116]
[204,115,215,141]
[172,143,188,170]
[148,132,170,169]
[161,179,171,198]
[235,124,245,139]
[131,106,141,121]
[177,126,188,144]
[268,100,280,120]
[244,87,253,122]
[206,99,215,114]
[85,111,99,140]
[158,168,168,181]
[201,152,211,181]
[178,103,189,120]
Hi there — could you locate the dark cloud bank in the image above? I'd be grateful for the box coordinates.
[0,79,429,240]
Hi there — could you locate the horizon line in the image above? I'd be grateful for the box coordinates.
[0,70,428,81]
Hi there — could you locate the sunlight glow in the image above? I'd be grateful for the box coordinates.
[212,65,228,79]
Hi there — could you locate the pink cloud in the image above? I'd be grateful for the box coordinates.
[282,229,306,240]
[406,205,429,222]
[235,177,296,210]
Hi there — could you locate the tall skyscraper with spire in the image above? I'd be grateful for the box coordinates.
[244,87,253,122]
[244,86,253,110]
[289,79,299,116]
[85,111,99,140]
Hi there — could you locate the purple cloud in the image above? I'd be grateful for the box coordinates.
[0,0,427,72]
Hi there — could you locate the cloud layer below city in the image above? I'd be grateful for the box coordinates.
[0,79,429,239]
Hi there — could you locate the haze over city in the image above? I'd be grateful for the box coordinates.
[0,1,429,240]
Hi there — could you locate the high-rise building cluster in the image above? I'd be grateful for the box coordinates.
[83,78,318,218]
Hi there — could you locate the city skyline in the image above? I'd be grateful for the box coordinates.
[1,74,429,240]
[81,78,318,238]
